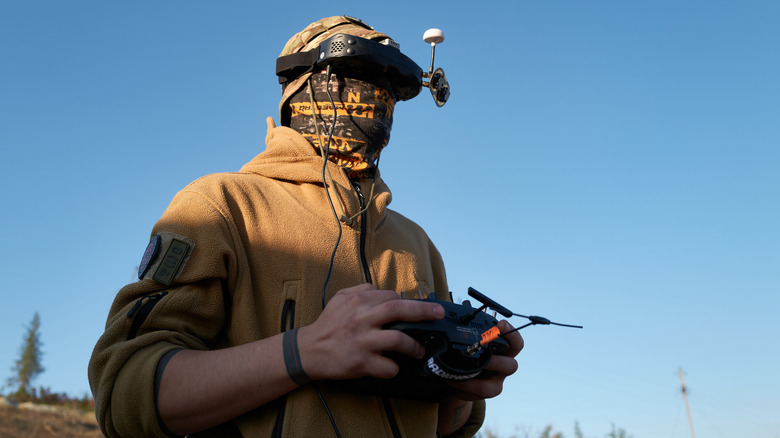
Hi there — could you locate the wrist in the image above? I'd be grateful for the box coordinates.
[282,328,312,386]
[291,325,325,382]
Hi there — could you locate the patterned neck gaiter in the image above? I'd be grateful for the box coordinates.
[287,73,395,179]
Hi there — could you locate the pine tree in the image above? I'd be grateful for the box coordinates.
[606,424,632,438]
[6,312,45,398]
[574,421,584,438]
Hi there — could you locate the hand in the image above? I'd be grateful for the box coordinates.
[446,320,523,400]
[297,283,445,381]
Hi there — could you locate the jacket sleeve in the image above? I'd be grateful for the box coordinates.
[88,186,241,438]
[445,399,486,438]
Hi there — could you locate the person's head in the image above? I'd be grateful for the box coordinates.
[276,16,403,179]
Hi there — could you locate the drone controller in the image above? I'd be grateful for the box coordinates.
[338,288,513,402]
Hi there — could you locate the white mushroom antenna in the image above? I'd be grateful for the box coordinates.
[423,28,445,45]
[421,28,450,107]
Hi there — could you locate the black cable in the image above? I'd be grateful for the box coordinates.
[315,65,345,438]
[500,314,583,337]
[512,313,584,329]
[320,64,342,310]
[315,384,342,438]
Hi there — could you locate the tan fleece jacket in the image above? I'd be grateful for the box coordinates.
[88,119,485,437]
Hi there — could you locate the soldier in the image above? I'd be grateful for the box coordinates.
[89,15,523,437]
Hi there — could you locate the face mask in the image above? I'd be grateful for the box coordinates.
[287,73,395,179]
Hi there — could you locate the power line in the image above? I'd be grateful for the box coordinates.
[679,367,696,438]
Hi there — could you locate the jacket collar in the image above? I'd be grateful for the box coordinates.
[239,118,393,226]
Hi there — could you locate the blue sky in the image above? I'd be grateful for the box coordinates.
[1,1,778,437]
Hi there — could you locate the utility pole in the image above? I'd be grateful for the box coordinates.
[678,367,696,438]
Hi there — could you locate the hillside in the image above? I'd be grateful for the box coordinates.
[0,399,102,438]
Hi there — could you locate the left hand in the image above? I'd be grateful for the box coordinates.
[446,320,524,400]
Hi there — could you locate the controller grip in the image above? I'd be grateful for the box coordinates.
[335,296,510,401]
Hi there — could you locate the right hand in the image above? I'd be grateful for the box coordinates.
[297,283,445,381]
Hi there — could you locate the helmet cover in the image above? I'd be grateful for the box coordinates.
[278,15,391,125]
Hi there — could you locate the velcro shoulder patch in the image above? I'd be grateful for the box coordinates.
[137,232,195,286]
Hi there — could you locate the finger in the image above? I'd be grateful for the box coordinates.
[336,284,399,307]
[498,320,524,357]
[367,298,444,326]
[335,348,401,379]
[329,286,401,319]
[483,354,518,377]
[364,355,402,379]
[444,351,518,400]
[346,351,401,379]
[370,328,425,360]
[446,375,505,400]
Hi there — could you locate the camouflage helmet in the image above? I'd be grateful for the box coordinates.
[277,15,391,126]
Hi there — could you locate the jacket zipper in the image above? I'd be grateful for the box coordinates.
[353,182,373,285]
[126,291,168,340]
[355,181,402,438]
[382,398,403,438]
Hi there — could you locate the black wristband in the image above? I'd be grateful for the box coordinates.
[283,328,312,386]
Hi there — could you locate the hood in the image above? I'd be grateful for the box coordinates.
[239,118,393,220]
[240,117,331,184]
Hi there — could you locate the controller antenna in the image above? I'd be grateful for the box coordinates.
[460,287,514,324]
[467,314,583,355]
[459,304,488,325]
[508,314,584,332]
